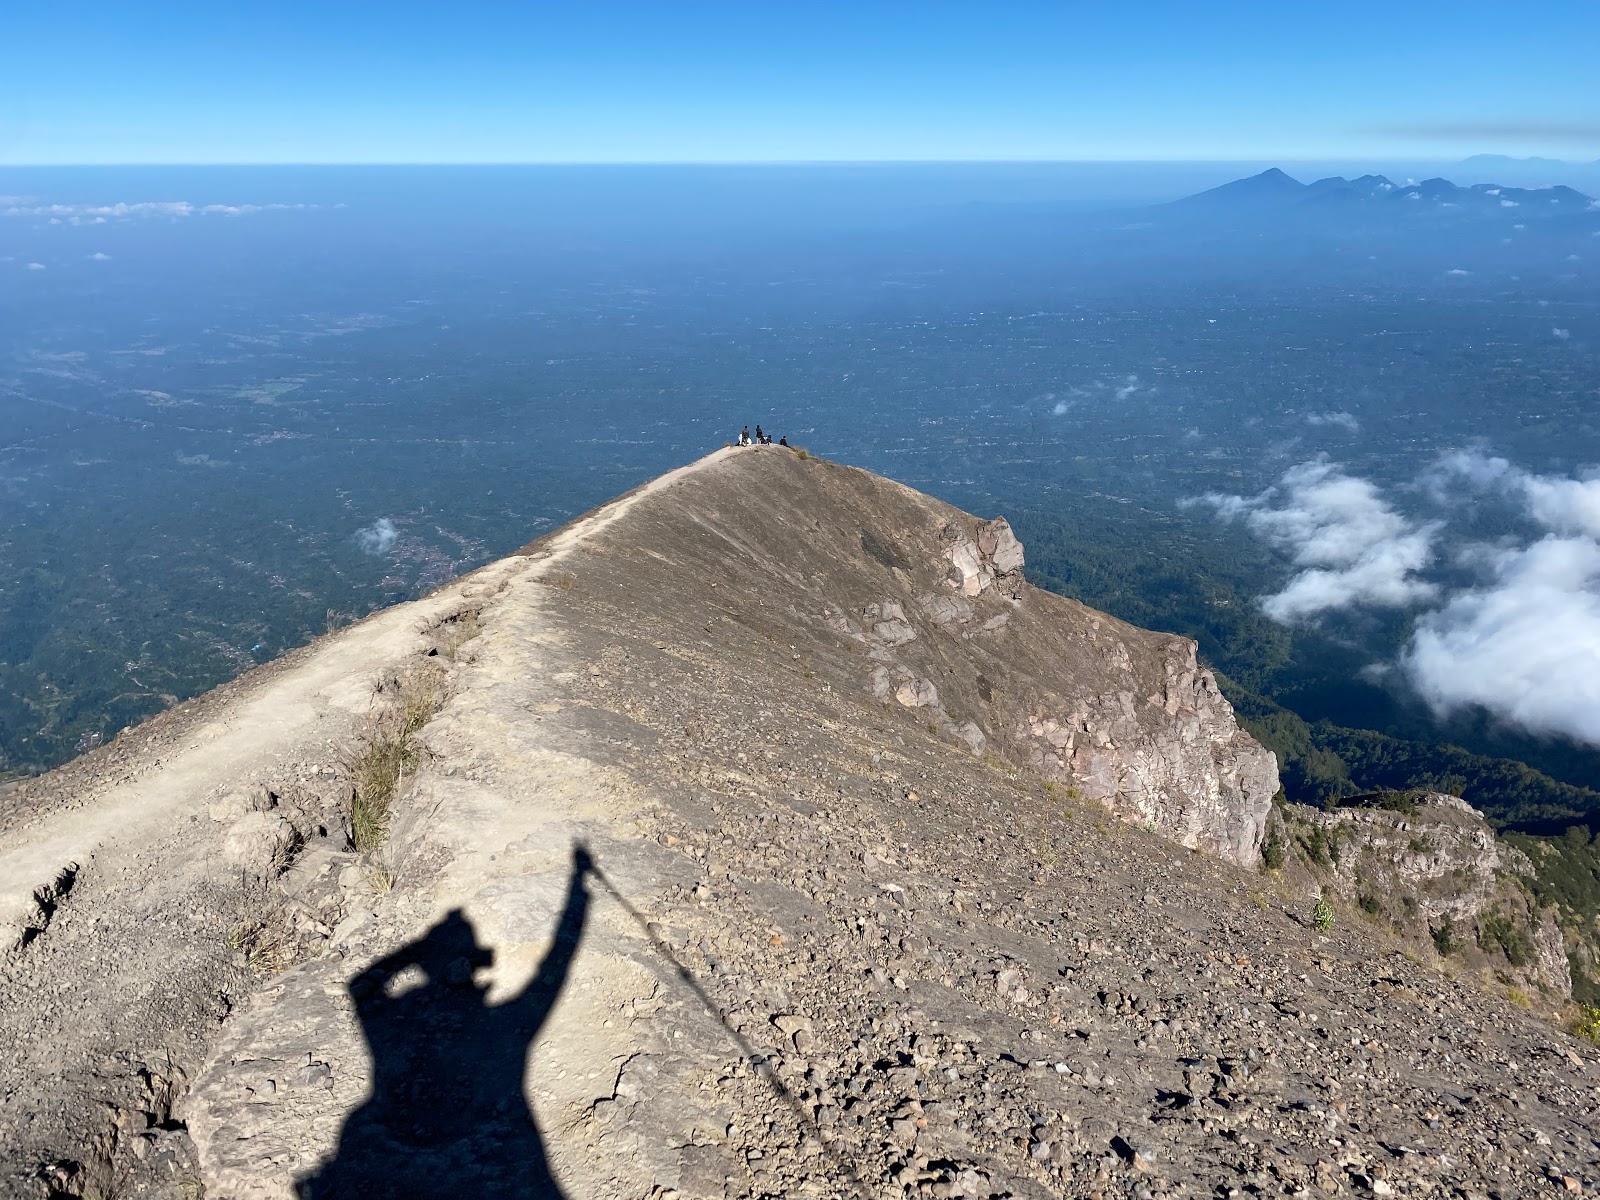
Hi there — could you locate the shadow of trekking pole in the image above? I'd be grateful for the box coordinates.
[584,856,875,1195]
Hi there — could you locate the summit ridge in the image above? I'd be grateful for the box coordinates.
[1,448,1595,1198]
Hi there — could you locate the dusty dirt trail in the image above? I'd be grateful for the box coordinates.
[1,448,739,1199]
[182,447,751,1199]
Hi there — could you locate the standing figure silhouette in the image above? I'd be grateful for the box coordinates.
[299,846,593,1199]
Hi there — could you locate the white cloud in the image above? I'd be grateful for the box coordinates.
[2,200,312,226]
[1114,374,1141,401]
[1446,268,1471,276]
[1401,536,1600,743]
[24,262,45,270]
[88,251,111,261]
[1190,457,1439,621]
[1377,449,1600,745]
[1553,327,1571,339]
[1305,410,1361,432]
[355,517,399,556]
[1500,199,1519,208]
[1431,449,1600,537]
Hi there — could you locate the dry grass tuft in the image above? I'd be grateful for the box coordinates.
[227,914,296,975]
[346,665,446,854]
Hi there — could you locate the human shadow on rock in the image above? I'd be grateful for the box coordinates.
[298,846,593,1199]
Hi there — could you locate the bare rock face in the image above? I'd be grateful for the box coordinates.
[858,505,1277,866]
[1275,793,1572,997]
[1010,640,1277,866]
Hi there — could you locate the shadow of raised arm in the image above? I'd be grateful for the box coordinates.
[503,844,594,1032]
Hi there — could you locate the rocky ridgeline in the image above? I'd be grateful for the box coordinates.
[2,447,1597,1199]
[1271,793,1573,1000]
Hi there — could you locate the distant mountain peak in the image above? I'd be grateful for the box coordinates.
[1166,167,1595,222]
[1170,167,1306,210]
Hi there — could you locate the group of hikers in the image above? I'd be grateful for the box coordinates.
[738,424,787,447]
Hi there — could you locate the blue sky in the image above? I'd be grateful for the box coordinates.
[4,0,1598,165]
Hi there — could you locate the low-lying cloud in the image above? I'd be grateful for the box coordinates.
[2,200,313,226]
[1430,450,1600,537]
[1198,449,1600,746]
[1189,457,1439,621]
[1402,536,1600,743]
[355,517,399,556]
[1305,410,1360,432]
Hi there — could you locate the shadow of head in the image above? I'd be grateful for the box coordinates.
[359,908,494,998]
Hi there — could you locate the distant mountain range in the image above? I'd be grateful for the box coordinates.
[1172,167,1595,218]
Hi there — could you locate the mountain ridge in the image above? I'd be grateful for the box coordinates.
[1166,167,1597,222]
[2,448,1596,1198]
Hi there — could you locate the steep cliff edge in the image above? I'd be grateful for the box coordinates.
[2,447,1596,1200]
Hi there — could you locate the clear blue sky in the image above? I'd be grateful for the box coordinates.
[4,0,1597,165]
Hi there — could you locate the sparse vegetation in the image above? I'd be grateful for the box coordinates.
[1431,917,1458,957]
[1299,823,1332,867]
[227,914,295,975]
[1478,910,1535,968]
[1260,827,1286,870]
[1506,986,1533,1010]
[1570,1005,1600,1046]
[346,665,445,853]
[431,605,482,661]
[1311,896,1334,933]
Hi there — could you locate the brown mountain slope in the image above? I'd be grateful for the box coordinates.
[1,446,1596,1199]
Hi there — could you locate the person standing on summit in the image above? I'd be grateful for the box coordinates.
[739,426,751,446]
[755,424,765,444]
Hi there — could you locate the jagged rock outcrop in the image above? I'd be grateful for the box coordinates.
[853,509,1276,866]
[1272,792,1572,997]
[3,447,1596,1200]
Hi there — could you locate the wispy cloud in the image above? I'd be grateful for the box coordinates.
[2,200,313,226]
[1187,457,1439,621]
[1305,410,1360,432]
[354,517,399,556]
[1200,448,1600,746]
[24,262,45,270]
[1365,120,1600,144]
[1430,449,1600,537]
